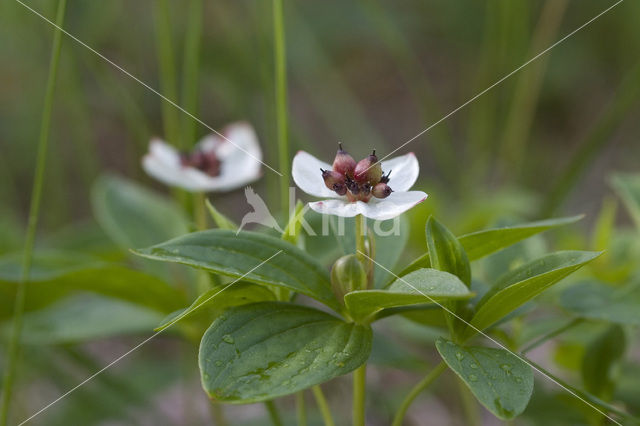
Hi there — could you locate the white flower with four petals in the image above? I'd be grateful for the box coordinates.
[292,149,427,220]
[142,122,262,192]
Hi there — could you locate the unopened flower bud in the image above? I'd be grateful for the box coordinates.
[330,254,368,302]
[354,150,382,185]
[372,182,393,199]
[321,168,345,190]
[332,143,357,177]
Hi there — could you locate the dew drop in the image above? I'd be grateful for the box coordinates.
[468,374,478,382]
[469,362,478,369]
[214,360,223,367]
[222,334,235,344]
[455,352,465,361]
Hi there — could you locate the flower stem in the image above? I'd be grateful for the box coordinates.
[456,376,481,426]
[265,400,283,426]
[181,0,203,147]
[352,365,367,426]
[392,361,447,426]
[355,214,366,263]
[312,385,335,426]
[272,0,290,215]
[0,0,67,423]
[296,391,307,426]
[153,0,181,147]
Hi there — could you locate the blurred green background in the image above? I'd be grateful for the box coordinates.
[1,0,640,425]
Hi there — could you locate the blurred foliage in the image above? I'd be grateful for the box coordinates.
[1,0,640,424]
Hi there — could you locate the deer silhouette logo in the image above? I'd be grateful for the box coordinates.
[237,186,284,235]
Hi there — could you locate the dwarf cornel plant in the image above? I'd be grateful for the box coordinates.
[131,204,619,425]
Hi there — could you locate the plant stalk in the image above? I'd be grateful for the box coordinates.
[0,0,67,423]
[265,400,283,426]
[273,0,290,215]
[181,0,203,147]
[296,391,307,426]
[312,385,335,426]
[392,361,447,426]
[355,214,366,263]
[352,365,367,426]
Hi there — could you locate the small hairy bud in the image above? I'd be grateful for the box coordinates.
[330,254,368,301]
[372,182,393,199]
[354,150,382,185]
[332,142,357,177]
[321,168,345,189]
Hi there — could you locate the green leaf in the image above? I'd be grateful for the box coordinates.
[205,198,237,230]
[526,358,639,424]
[281,200,306,244]
[436,338,534,420]
[610,173,640,230]
[582,324,626,397]
[560,281,640,326]
[344,268,472,323]
[155,283,276,331]
[465,251,601,339]
[397,216,583,278]
[133,230,340,311]
[426,216,471,286]
[0,251,186,318]
[92,174,189,249]
[199,302,372,403]
[7,294,164,344]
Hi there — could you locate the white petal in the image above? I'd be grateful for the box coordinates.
[214,122,263,191]
[149,139,181,167]
[196,134,223,152]
[142,153,203,191]
[360,191,428,220]
[380,152,419,192]
[308,199,363,218]
[309,191,428,220]
[292,151,338,198]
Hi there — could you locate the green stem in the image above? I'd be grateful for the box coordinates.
[265,400,283,426]
[153,0,181,146]
[194,193,210,295]
[521,318,583,354]
[392,361,447,426]
[209,401,227,426]
[352,365,367,426]
[296,391,307,426]
[273,0,290,215]
[355,215,366,262]
[456,376,481,426]
[181,0,203,147]
[312,385,335,426]
[0,1,67,424]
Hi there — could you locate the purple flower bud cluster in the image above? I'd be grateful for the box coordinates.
[321,143,393,202]
[180,149,221,177]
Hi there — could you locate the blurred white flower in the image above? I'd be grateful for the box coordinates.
[292,146,427,220]
[142,122,262,192]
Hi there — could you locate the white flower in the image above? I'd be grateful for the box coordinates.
[292,149,427,220]
[142,122,262,192]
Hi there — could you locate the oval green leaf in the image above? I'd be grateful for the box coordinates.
[92,175,189,249]
[436,338,534,420]
[582,324,626,397]
[344,268,472,323]
[560,281,640,326]
[133,230,339,311]
[464,251,601,339]
[199,302,372,403]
